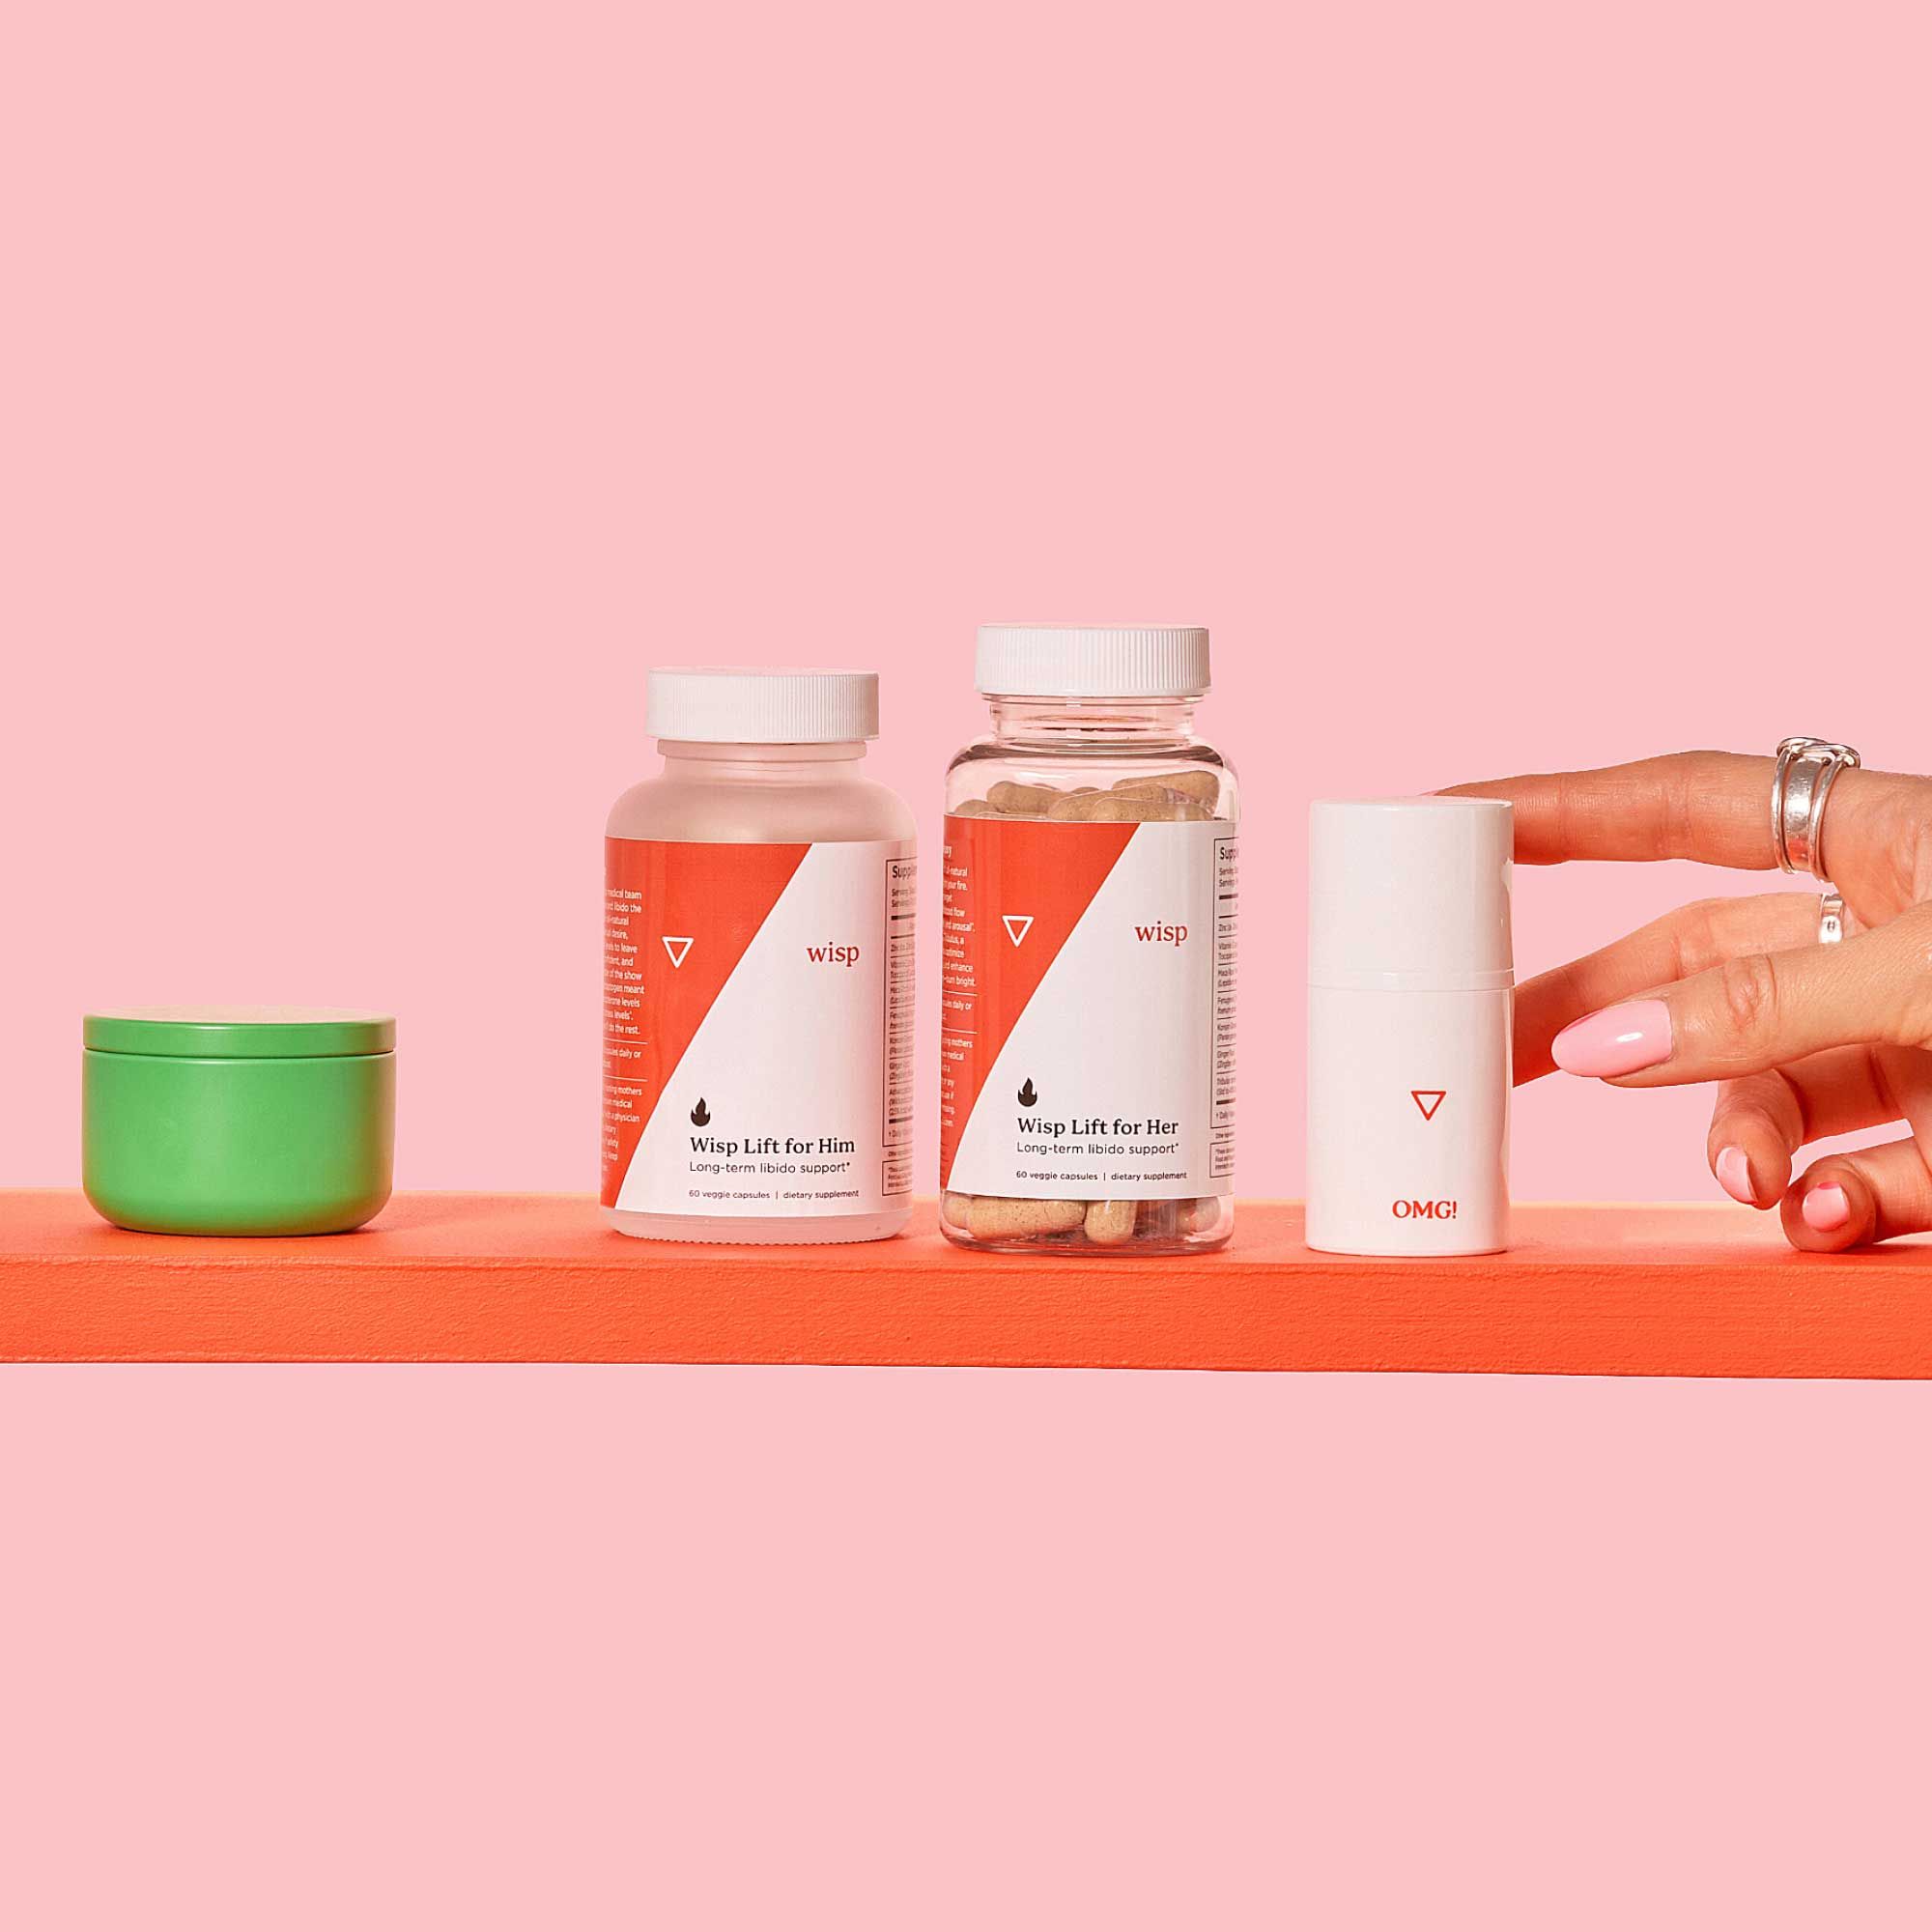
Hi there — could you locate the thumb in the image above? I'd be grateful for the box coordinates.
[1549,909,1932,1087]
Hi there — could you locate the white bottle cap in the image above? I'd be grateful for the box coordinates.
[975,624,1210,698]
[1309,796,1514,990]
[645,668,880,744]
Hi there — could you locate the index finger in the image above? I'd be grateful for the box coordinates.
[1442,751,1776,868]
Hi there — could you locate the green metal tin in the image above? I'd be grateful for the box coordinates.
[82,1007,395,1236]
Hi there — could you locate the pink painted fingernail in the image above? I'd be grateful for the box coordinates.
[1551,1000,1674,1078]
[1803,1183,1850,1232]
[1715,1146,1754,1206]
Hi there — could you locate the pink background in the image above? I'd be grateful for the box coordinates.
[6,1366,1932,1928]
[6,0,1929,1203]
[5,4,1931,1923]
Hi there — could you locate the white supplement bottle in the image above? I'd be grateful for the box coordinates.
[939,625,1238,1254]
[602,668,917,1242]
[1304,796,1513,1256]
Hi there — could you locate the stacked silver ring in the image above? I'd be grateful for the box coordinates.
[1773,735,1861,881]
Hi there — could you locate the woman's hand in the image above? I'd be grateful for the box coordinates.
[1445,752,1932,1251]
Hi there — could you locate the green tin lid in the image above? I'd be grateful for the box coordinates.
[84,1006,396,1059]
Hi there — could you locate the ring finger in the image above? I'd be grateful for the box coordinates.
[1706,1047,1900,1208]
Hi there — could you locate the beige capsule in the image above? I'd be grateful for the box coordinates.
[1178,1197,1222,1235]
[1134,1199,1222,1238]
[1136,1200,1179,1237]
[1112,770,1225,809]
[951,799,1000,817]
[985,780,1063,816]
[940,1191,975,1231]
[1083,1200,1137,1245]
[966,1196,1088,1239]
[1045,789,1208,824]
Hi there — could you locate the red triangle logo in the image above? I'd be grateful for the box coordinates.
[1410,1090,1446,1122]
[939,815,1138,1188]
[601,838,810,1208]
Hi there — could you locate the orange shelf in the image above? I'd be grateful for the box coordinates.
[3,1190,1929,1375]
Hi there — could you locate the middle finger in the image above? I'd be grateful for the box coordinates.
[1515,892,1827,1081]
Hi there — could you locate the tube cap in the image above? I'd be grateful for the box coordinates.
[1308,797,1514,989]
[975,625,1209,698]
[646,668,880,744]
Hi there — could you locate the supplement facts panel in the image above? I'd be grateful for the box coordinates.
[1212,835,1237,1179]
[883,855,916,1194]
[601,877,647,1200]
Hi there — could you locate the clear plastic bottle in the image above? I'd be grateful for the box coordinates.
[939,626,1237,1254]
[602,669,916,1242]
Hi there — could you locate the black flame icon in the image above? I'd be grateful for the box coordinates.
[1018,1078,1037,1108]
[691,1097,711,1126]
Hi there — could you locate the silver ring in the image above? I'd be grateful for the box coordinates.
[1773,735,1861,880]
[1819,892,1846,944]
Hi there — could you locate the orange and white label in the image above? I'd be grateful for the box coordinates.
[602,838,916,1216]
[939,816,1236,1199]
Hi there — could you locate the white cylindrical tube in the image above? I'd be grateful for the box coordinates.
[1305,797,1514,1256]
